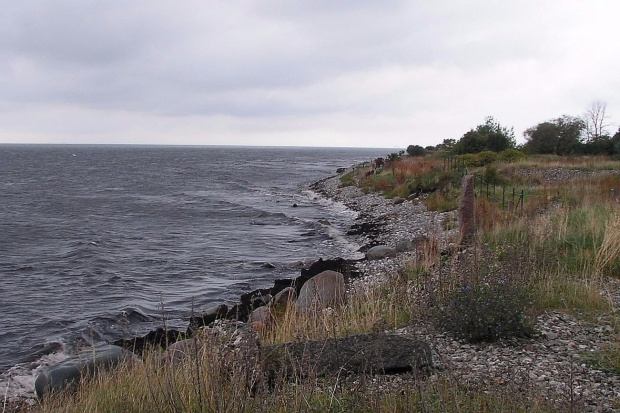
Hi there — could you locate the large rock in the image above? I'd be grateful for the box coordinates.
[113,327,183,355]
[249,306,272,326]
[35,344,137,398]
[162,339,201,365]
[395,234,430,252]
[187,304,229,335]
[270,287,297,312]
[263,333,433,380]
[296,270,345,312]
[365,245,397,260]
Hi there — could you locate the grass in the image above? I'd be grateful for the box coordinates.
[261,277,412,346]
[26,154,620,412]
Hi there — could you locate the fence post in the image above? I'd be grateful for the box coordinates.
[520,190,524,213]
[502,186,505,209]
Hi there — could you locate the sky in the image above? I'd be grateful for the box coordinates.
[1,1,619,149]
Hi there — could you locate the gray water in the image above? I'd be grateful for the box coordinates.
[0,145,387,372]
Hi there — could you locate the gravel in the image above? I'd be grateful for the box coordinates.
[312,171,620,412]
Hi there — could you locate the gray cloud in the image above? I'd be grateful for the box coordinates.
[1,0,619,147]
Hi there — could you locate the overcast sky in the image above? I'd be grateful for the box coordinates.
[1,1,619,149]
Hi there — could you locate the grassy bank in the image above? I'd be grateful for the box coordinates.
[22,155,620,412]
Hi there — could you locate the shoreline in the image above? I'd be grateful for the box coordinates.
[4,164,620,410]
[2,163,452,406]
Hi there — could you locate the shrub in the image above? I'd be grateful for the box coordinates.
[435,281,534,343]
[499,148,527,163]
[424,189,459,212]
[475,151,498,166]
[406,144,427,157]
[460,153,478,167]
[482,166,505,186]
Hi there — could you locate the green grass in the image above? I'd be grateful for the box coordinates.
[30,155,620,413]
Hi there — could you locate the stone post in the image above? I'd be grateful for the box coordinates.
[459,174,475,245]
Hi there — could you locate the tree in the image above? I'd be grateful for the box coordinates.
[454,116,515,154]
[438,139,456,151]
[583,101,610,141]
[406,144,427,156]
[612,127,620,154]
[523,115,585,155]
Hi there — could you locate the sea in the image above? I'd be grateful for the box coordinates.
[0,145,388,380]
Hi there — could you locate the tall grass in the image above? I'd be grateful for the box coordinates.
[31,156,620,413]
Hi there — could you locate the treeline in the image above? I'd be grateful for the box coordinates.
[407,102,620,158]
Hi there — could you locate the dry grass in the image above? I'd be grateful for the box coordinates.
[513,155,620,171]
[27,155,620,413]
[262,279,412,347]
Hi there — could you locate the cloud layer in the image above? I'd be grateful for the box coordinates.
[1,0,619,147]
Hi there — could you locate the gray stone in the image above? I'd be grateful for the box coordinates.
[365,245,397,260]
[263,333,433,379]
[249,305,272,325]
[395,235,430,252]
[296,270,345,312]
[162,339,200,365]
[35,344,137,398]
[187,304,229,335]
[393,196,405,205]
[396,239,414,252]
[271,287,297,311]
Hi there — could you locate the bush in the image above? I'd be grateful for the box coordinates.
[435,282,534,343]
[460,153,478,167]
[475,151,498,166]
[499,148,527,163]
[406,145,427,157]
[482,166,505,186]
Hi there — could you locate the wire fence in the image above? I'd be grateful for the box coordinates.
[442,157,526,213]
[473,174,525,213]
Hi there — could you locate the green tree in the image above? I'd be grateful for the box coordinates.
[406,144,427,156]
[439,138,456,151]
[523,116,585,155]
[454,116,515,154]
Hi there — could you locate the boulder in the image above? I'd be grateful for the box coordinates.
[393,196,405,205]
[35,344,137,398]
[365,245,397,260]
[395,235,430,252]
[296,270,345,312]
[395,239,414,252]
[162,339,200,365]
[263,333,433,380]
[187,304,229,335]
[270,287,297,311]
[113,327,183,355]
[249,306,272,326]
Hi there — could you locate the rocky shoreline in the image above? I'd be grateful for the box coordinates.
[4,167,620,411]
[310,170,620,412]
